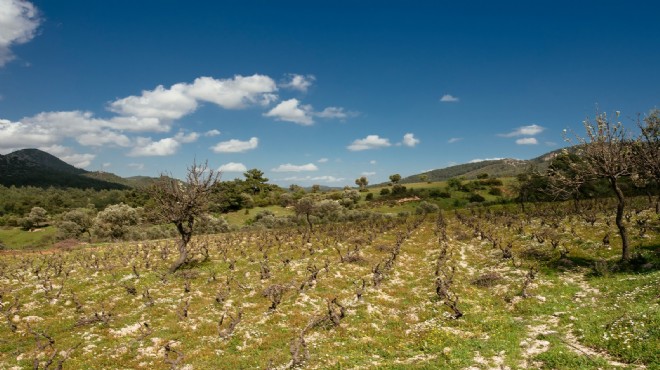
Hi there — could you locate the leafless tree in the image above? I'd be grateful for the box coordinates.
[634,110,660,212]
[558,112,635,261]
[149,160,220,273]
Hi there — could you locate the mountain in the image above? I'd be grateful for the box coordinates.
[398,149,563,184]
[0,149,130,190]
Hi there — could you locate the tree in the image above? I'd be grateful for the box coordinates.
[419,174,430,183]
[311,184,321,193]
[559,112,635,261]
[355,176,368,191]
[634,109,660,212]
[60,208,95,240]
[94,203,139,241]
[150,161,220,273]
[389,174,402,184]
[243,169,269,195]
[21,206,48,230]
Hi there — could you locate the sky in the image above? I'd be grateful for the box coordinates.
[1,1,659,187]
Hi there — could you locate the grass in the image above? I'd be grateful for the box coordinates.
[0,225,57,250]
[0,200,658,369]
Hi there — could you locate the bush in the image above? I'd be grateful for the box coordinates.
[416,201,439,214]
[365,193,374,201]
[468,193,486,203]
[488,187,503,196]
[380,188,391,196]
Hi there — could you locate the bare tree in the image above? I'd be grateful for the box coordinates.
[634,109,660,212]
[150,160,220,273]
[560,112,634,261]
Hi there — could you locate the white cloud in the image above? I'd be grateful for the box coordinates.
[77,129,132,147]
[128,137,180,157]
[317,158,329,163]
[38,145,95,168]
[204,129,221,137]
[264,98,314,125]
[516,137,538,145]
[210,137,258,153]
[402,133,420,147]
[0,0,40,67]
[281,74,315,92]
[315,107,348,119]
[102,162,111,168]
[174,131,199,143]
[218,162,247,172]
[500,124,545,137]
[361,171,376,176]
[185,74,278,109]
[440,94,459,103]
[272,163,319,172]
[469,157,504,163]
[370,160,377,164]
[347,135,391,151]
[448,137,462,144]
[109,83,197,122]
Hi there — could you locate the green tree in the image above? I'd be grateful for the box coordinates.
[94,203,139,241]
[355,176,368,191]
[60,208,95,240]
[389,174,402,184]
[243,169,269,195]
[21,206,48,230]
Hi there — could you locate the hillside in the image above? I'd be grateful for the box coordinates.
[0,149,129,190]
[399,149,562,184]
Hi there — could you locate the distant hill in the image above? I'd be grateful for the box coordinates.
[0,149,131,190]
[398,149,563,184]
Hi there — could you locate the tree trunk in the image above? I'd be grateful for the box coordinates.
[609,177,630,261]
[170,221,192,273]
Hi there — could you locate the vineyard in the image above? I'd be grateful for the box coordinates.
[0,200,658,369]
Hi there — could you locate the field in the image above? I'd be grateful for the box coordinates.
[0,200,658,369]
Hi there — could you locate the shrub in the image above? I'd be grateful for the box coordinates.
[488,187,503,196]
[468,193,486,203]
[416,201,439,214]
[365,193,374,201]
[380,188,391,196]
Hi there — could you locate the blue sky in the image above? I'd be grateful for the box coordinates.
[1,1,659,186]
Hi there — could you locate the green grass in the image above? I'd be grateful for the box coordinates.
[0,225,57,250]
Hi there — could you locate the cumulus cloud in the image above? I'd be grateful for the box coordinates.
[317,158,329,163]
[108,83,198,121]
[402,133,420,147]
[39,145,95,168]
[264,98,314,125]
[370,160,377,164]
[204,129,221,137]
[361,171,376,176]
[515,137,538,145]
[0,0,40,67]
[185,74,278,109]
[210,137,258,153]
[272,163,319,172]
[218,162,248,172]
[315,107,348,119]
[347,135,391,151]
[128,137,180,157]
[500,124,545,137]
[281,74,315,92]
[174,131,199,143]
[440,94,459,103]
[448,137,462,144]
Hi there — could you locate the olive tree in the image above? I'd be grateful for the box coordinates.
[558,112,634,261]
[94,203,139,241]
[150,161,220,273]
